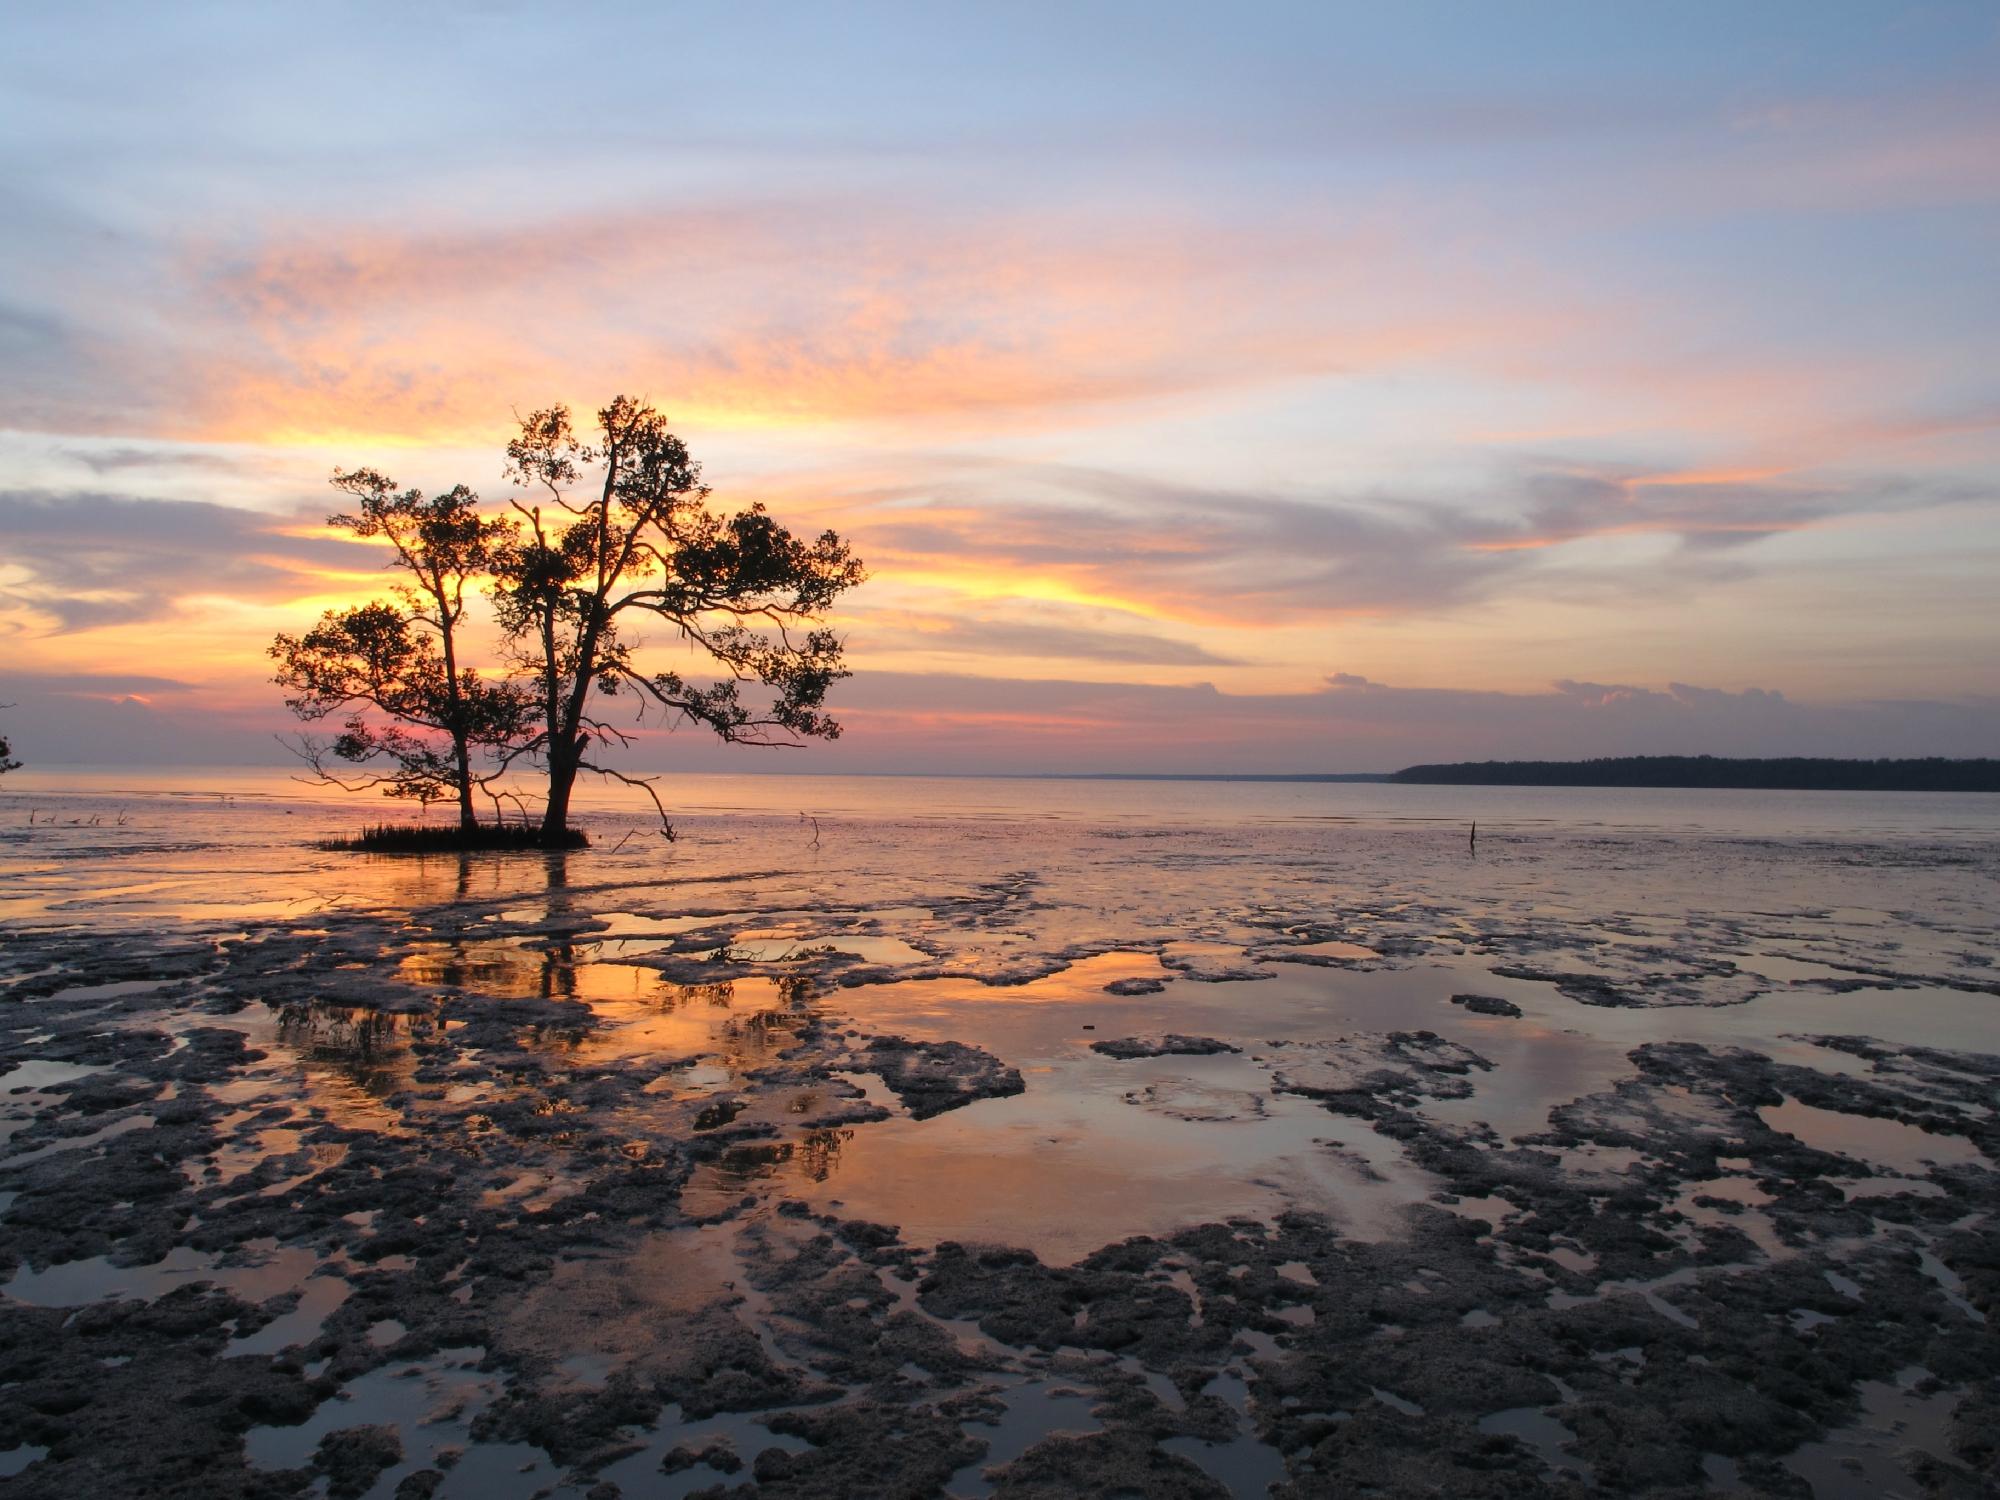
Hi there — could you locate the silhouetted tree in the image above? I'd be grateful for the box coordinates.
[270,471,528,829]
[0,722,18,777]
[493,397,865,839]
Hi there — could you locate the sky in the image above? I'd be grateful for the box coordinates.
[2,1,1997,774]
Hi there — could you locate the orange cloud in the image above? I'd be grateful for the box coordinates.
[163,203,1542,447]
[1627,466,1795,488]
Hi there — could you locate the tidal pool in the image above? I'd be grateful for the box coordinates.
[1,774,1995,1497]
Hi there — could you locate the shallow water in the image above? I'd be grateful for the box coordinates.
[2,772,1996,1496]
[4,775,1997,1262]
[1759,1095,1988,1174]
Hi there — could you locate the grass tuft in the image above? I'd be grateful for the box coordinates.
[318,823,590,854]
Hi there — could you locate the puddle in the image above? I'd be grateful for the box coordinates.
[1160,1430,1289,1496]
[245,1344,508,1492]
[6,1240,336,1313]
[588,1403,816,1499]
[1,1059,109,1090]
[1782,1371,1960,1499]
[1546,1264,1744,1329]
[1672,1176,1787,1257]
[788,1053,1441,1262]
[44,979,164,1004]
[1833,1176,1947,1201]
[1477,1405,1594,1484]
[1159,1361,1290,1497]
[710,931,933,967]
[1118,1354,1187,1415]
[1913,1244,1985,1323]
[434,1441,557,1498]
[1274,941,1380,962]
[226,1273,353,1356]
[1546,1243,1595,1274]
[1739,954,1866,985]
[6,1246,222,1306]
[0,1446,48,1478]
[3,1112,156,1167]
[1759,1097,1987,1173]
[948,1378,1102,1497]
[366,1317,407,1348]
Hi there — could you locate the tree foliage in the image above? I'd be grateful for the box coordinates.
[492,396,866,837]
[271,602,528,811]
[268,398,865,844]
[270,471,528,828]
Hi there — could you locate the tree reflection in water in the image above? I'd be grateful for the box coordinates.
[709,1127,852,1187]
[275,1003,408,1094]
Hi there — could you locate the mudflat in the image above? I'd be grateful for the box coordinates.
[1,782,1995,1497]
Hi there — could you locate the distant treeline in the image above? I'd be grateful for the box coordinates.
[1391,756,2000,792]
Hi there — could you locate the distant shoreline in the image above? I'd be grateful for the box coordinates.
[1389,755,2000,793]
[1018,772,1396,784]
[6,759,1997,792]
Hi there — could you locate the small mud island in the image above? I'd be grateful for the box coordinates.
[1,792,1996,1498]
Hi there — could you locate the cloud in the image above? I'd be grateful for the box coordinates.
[0,302,66,357]
[0,490,382,631]
[775,670,2000,773]
[841,456,1983,630]
[1,670,198,696]
[854,608,1246,667]
[852,468,1508,625]
[0,673,265,767]
[4,651,1991,775]
[59,445,249,475]
[0,194,1544,446]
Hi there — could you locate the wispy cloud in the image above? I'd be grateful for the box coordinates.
[166,203,1515,444]
[58,446,250,476]
[799,670,2000,772]
[0,490,381,631]
[0,4,1995,757]
[833,456,1988,632]
[851,607,1247,668]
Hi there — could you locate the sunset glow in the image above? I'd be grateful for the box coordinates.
[4,3,1997,772]
[6,15,2000,1497]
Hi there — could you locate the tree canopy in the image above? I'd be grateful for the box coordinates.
[269,397,866,844]
[271,470,530,829]
[492,396,866,837]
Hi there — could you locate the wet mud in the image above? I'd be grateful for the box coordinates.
[1,795,1996,1496]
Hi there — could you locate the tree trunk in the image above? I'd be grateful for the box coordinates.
[538,611,567,842]
[541,621,599,845]
[436,589,477,833]
[541,747,579,842]
[452,732,478,832]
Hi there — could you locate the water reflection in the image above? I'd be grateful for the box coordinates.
[690,1127,854,1207]
[254,837,839,1195]
[274,1003,411,1094]
[22,772,1989,1278]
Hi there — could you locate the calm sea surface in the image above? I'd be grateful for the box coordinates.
[4,753,1999,1500]
[4,761,1995,1259]
[8,764,1997,841]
